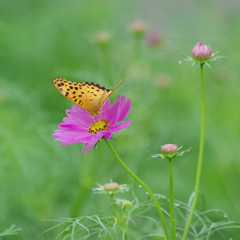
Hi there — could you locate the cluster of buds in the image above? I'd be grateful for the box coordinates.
[131,20,162,46]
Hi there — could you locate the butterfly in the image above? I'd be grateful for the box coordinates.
[52,77,123,117]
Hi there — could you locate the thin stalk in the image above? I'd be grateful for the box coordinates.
[132,36,142,61]
[182,63,205,240]
[70,186,88,218]
[104,139,170,240]
[110,194,117,216]
[121,209,129,240]
[169,158,177,240]
[120,35,143,78]
[124,231,129,240]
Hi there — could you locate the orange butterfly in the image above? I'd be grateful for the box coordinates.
[52,77,123,117]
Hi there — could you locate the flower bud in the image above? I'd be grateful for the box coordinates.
[116,199,133,210]
[147,30,162,46]
[92,182,130,196]
[104,182,119,191]
[131,20,147,37]
[161,144,178,159]
[192,43,212,62]
[95,31,111,48]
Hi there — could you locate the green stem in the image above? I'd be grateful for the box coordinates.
[124,231,129,240]
[182,63,205,240]
[104,139,170,240]
[70,186,88,218]
[121,210,129,240]
[169,158,177,240]
[132,36,142,60]
[120,36,142,78]
[110,194,117,216]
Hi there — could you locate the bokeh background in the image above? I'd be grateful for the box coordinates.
[1,0,240,239]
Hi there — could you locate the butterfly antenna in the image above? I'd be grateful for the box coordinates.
[101,101,120,114]
[104,78,124,103]
[111,79,124,91]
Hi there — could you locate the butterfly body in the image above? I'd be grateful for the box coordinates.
[52,77,123,117]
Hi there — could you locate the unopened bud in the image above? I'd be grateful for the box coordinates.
[104,182,119,191]
[192,43,212,62]
[117,199,133,210]
[95,31,111,45]
[131,20,147,37]
[147,30,162,46]
[161,144,178,159]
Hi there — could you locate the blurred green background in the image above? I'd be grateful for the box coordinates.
[1,0,240,239]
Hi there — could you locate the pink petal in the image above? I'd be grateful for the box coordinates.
[52,95,131,152]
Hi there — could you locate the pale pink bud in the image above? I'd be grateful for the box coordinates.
[104,182,119,191]
[95,31,111,44]
[161,144,178,159]
[131,20,147,36]
[147,30,161,46]
[192,43,212,62]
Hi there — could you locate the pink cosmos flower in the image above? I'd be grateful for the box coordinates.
[52,96,131,153]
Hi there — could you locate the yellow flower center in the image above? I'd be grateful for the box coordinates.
[89,119,109,134]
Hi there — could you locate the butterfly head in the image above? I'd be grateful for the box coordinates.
[89,110,101,118]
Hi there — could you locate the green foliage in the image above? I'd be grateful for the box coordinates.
[0,225,21,238]
[43,192,240,239]
[1,0,240,239]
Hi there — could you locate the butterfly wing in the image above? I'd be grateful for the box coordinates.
[91,79,124,111]
[52,77,123,116]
